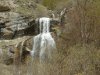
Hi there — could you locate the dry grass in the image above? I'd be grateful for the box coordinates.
[0,43,100,75]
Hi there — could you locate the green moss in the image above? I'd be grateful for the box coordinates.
[41,0,69,10]
[15,0,48,17]
[42,0,57,10]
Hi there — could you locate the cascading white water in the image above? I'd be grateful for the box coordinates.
[31,17,56,62]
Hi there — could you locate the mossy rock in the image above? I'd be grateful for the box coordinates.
[15,0,48,17]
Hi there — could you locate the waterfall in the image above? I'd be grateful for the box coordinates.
[31,17,56,62]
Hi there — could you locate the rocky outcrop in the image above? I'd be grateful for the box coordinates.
[0,0,49,39]
[0,12,35,39]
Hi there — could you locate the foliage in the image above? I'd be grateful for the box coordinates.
[41,0,69,10]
